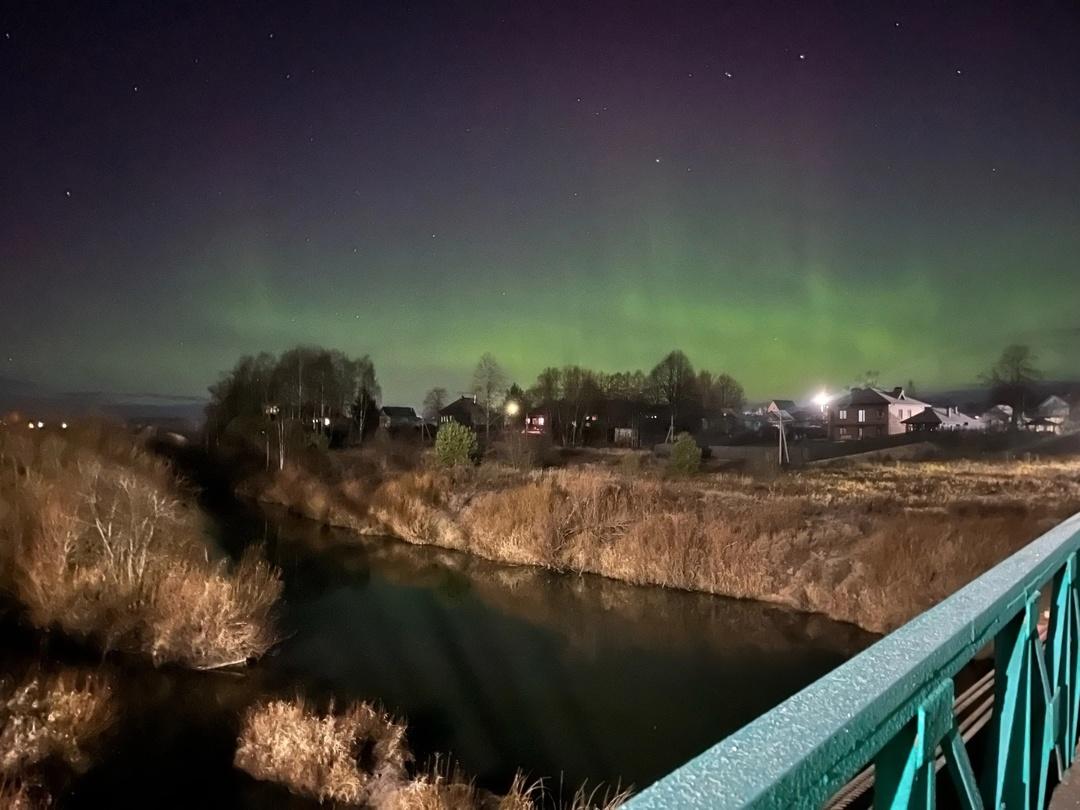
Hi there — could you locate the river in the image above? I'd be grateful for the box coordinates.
[11,490,874,807]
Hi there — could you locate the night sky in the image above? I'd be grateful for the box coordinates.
[2,1,1079,405]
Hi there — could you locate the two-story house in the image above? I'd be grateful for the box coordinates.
[828,387,929,440]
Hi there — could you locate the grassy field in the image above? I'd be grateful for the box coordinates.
[245,450,1080,633]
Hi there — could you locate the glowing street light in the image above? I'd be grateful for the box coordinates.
[812,391,830,408]
[505,401,520,417]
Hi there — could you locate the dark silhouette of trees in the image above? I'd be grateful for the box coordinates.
[649,350,696,441]
[471,353,507,443]
[983,344,1041,428]
[422,387,448,421]
[207,346,379,460]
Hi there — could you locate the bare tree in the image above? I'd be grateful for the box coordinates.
[471,353,507,443]
[856,370,880,389]
[983,344,1041,429]
[649,350,695,442]
[352,356,380,444]
[422,387,448,422]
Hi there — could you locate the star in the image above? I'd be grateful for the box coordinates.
[654,157,661,163]
[64,189,71,198]
[955,69,962,76]
[133,84,139,93]
[798,53,806,60]
[723,71,733,79]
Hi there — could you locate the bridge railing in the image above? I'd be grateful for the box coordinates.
[627,512,1080,809]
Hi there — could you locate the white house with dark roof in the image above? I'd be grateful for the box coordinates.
[828,387,929,440]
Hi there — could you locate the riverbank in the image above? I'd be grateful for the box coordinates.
[240,452,1080,633]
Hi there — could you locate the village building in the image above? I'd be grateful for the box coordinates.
[379,405,422,434]
[438,396,486,429]
[1035,395,1071,427]
[828,387,929,440]
[902,406,986,433]
[980,404,1014,431]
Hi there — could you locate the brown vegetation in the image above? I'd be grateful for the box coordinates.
[235,698,629,809]
[0,425,282,668]
[235,698,409,805]
[247,450,1080,633]
[0,670,114,806]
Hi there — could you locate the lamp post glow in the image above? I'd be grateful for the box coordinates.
[505,401,520,417]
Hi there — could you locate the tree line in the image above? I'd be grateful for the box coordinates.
[207,346,746,454]
[425,349,746,446]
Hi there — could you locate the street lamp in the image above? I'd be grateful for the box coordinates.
[505,401,520,417]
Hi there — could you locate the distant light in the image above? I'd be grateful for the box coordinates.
[322,417,331,427]
[505,401,520,417]
[27,422,35,430]
[36,421,44,429]
[812,391,830,408]
[61,422,68,429]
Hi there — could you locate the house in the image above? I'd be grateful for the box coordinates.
[981,404,1014,431]
[524,411,548,435]
[828,387,930,440]
[766,399,797,416]
[379,406,422,433]
[1036,395,1070,426]
[902,406,986,433]
[438,396,486,429]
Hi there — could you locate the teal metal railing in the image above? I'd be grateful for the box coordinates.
[628,512,1080,809]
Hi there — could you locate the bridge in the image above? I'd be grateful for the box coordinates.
[628,512,1080,809]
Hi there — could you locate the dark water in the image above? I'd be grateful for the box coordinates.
[16,501,874,807]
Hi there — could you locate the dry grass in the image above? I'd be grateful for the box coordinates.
[0,670,114,807]
[0,671,113,776]
[0,425,282,668]
[236,699,629,809]
[250,451,1080,633]
[235,698,409,805]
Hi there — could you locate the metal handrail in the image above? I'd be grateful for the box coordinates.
[627,511,1080,809]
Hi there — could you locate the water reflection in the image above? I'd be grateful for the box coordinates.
[23,504,872,806]
[260,508,873,793]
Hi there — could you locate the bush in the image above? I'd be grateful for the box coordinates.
[234,696,630,809]
[434,423,477,468]
[235,698,409,805]
[0,428,282,669]
[667,433,701,476]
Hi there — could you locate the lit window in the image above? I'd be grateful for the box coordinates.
[838,409,847,420]
[858,409,866,423]
[537,416,545,425]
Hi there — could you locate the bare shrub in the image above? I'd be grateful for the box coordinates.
[0,428,282,668]
[235,698,409,805]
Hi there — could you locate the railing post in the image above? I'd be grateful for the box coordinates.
[984,595,1037,810]
[875,681,954,809]
[1046,555,1077,781]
